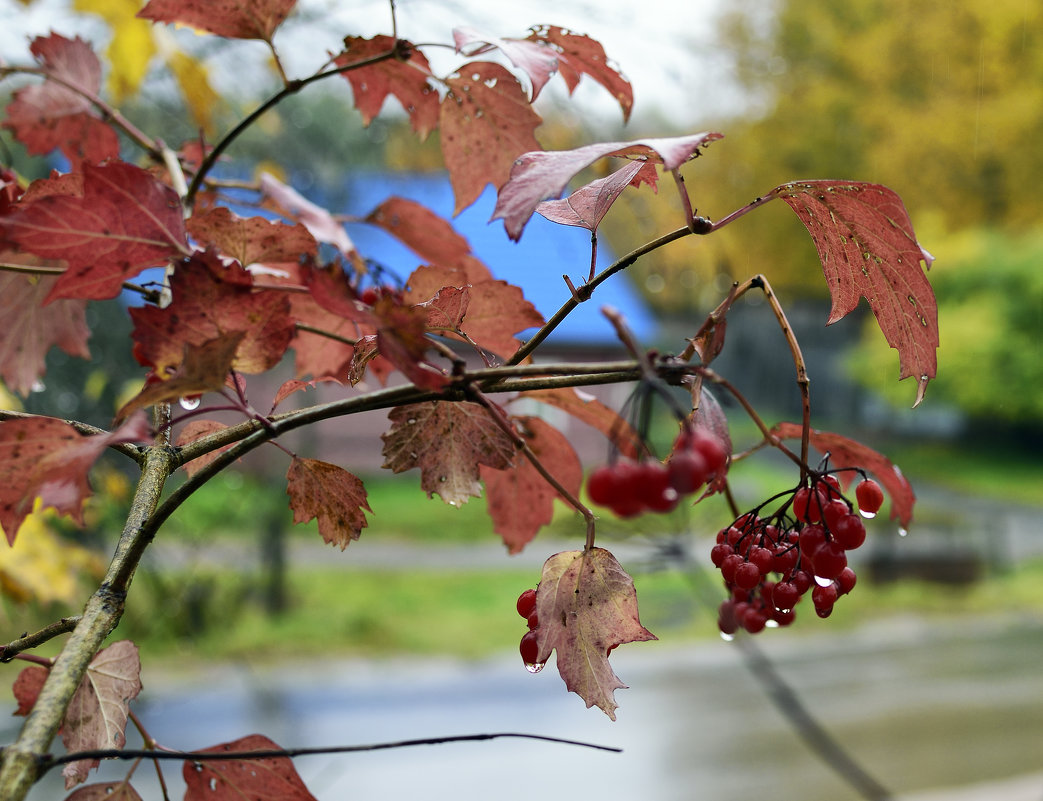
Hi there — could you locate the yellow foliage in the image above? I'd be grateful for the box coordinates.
[168,50,220,134]
[0,510,103,606]
[74,0,156,101]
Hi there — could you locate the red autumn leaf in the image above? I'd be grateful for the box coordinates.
[440,62,543,214]
[418,285,470,333]
[12,664,48,716]
[520,387,641,459]
[286,456,371,549]
[381,400,516,507]
[66,782,143,801]
[138,0,298,41]
[0,412,151,545]
[176,419,233,478]
[187,207,317,267]
[452,27,559,99]
[0,272,90,396]
[129,250,294,377]
[769,422,916,528]
[771,181,938,406]
[60,641,143,789]
[336,36,440,139]
[480,416,582,554]
[365,196,473,268]
[299,260,373,325]
[526,25,634,121]
[1,162,189,302]
[2,34,119,168]
[116,333,244,422]
[260,172,356,257]
[534,547,656,720]
[269,376,340,412]
[182,734,317,801]
[494,131,723,240]
[536,160,657,232]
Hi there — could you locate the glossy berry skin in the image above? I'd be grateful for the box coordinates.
[587,465,620,507]
[520,630,540,665]
[667,450,708,494]
[833,514,867,550]
[516,588,537,619]
[856,479,885,516]
[809,540,847,580]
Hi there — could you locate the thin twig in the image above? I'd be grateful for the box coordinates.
[0,619,79,663]
[36,732,620,774]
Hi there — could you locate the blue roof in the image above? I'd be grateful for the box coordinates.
[336,171,657,345]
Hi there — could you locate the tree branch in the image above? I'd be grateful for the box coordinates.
[0,618,80,663]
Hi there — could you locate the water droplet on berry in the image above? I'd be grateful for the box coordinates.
[765,619,779,628]
[814,574,834,587]
[898,527,908,537]
[179,395,200,410]
[859,509,877,519]
[525,662,545,674]
[719,632,735,642]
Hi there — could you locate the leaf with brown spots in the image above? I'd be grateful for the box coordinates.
[182,734,317,801]
[187,207,316,268]
[534,548,656,720]
[286,456,371,549]
[381,401,516,507]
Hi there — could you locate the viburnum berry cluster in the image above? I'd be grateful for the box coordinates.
[586,427,728,518]
[516,587,543,672]
[713,475,885,636]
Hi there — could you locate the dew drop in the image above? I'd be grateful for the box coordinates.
[814,575,834,587]
[898,527,909,538]
[406,418,417,425]
[765,619,779,628]
[859,509,877,519]
[31,379,46,393]
[719,632,735,642]
[179,395,201,410]
[525,662,545,674]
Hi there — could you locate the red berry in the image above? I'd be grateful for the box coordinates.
[772,607,796,627]
[790,569,812,595]
[734,561,762,590]
[798,524,827,559]
[587,465,619,506]
[836,567,858,595]
[634,461,678,511]
[520,630,540,665]
[743,610,768,633]
[526,611,539,630]
[666,450,708,494]
[749,546,774,575]
[720,553,744,583]
[718,601,739,636]
[772,544,799,574]
[516,588,537,619]
[793,486,817,523]
[360,287,379,305]
[812,583,838,610]
[772,582,800,612]
[710,543,733,567]
[822,499,849,532]
[833,514,867,550]
[855,479,885,517]
[809,540,847,580]
[692,433,728,476]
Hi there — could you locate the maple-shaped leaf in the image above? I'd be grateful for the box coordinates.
[335,36,440,139]
[0,272,90,396]
[494,131,723,240]
[65,781,143,801]
[365,196,473,267]
[2,33,120,168]
[116,333,244,422]
[520,387,641,459]
[129,250,294,377]
[183,734,317,801]
[61,640,143,788]
[769,422,916,528]
[441,62,543,214]
[176,419,233,478]
[480,416,582,553]
[527,25,633,121]
[536,160,657,232]
[0,413,151,545]
[286,456,371,549]
[259,172,356,257]
[138,0,297,41]
[187,207,316,267]
[381,401,516,506]
[453,27,559,99]
[417,285,470,333]
[1,162,189,302]
[535,548,656,720]
[771,181,938,406]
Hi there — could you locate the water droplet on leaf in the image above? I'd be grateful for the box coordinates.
[179,395,201,410]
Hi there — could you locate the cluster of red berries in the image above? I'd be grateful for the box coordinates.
[712,475,885,636]
[586,428,728,518]
[516,588,544,671]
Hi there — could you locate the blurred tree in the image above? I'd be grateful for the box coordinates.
[602,0,1043,308]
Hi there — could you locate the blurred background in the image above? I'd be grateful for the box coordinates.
[1,0,1041,799]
